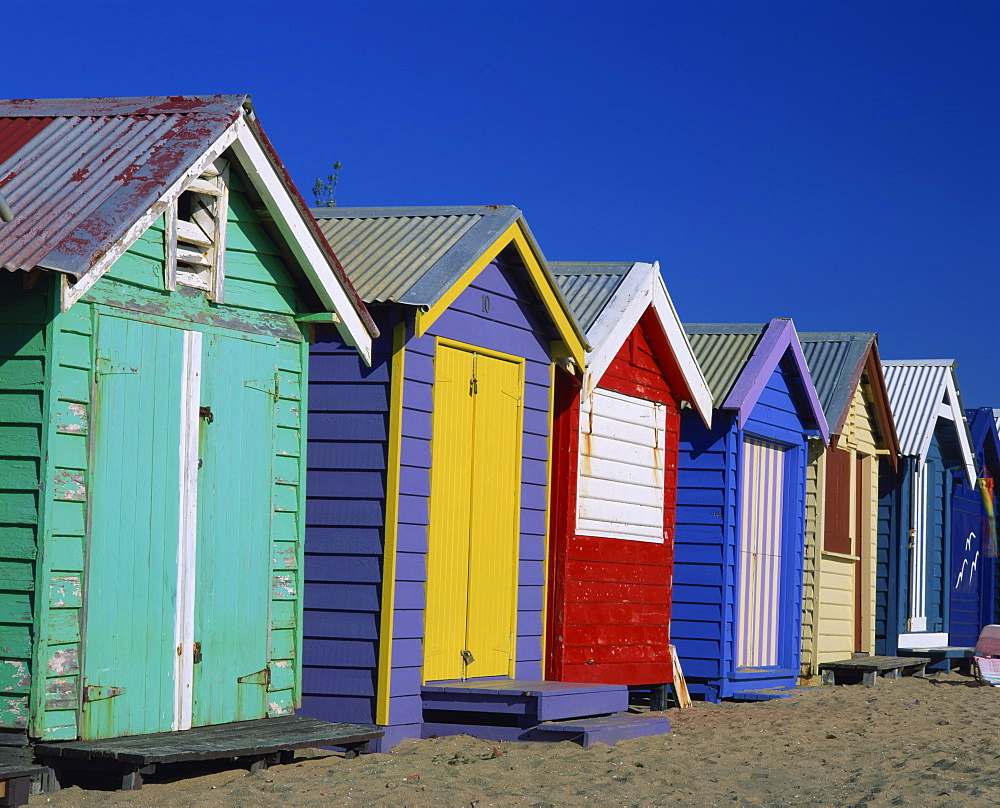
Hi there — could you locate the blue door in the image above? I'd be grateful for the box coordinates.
[950,480,984,647]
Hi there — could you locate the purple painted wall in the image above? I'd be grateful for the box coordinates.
[301,248,557,745]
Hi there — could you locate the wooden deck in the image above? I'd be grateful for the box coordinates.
[35,716,382,791]
[819,655,930,687]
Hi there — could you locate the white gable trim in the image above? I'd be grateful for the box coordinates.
[228,116,371,363]
[915,369,976,487]
[61,121,241,311]
[582,261,712,426]
[60,114,373,364]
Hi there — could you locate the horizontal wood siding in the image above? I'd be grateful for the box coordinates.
[673,411,736,682]
[302,313,394,726]
[0,275,49,731]
[548,321,680,685]
[36,179,310,739]
[800,443,824,677]
[876,457,908,655]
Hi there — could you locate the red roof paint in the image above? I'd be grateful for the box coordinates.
[0,117,52,165]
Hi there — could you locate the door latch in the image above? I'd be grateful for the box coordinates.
[199,406,214,424]
[460,649,475,666]
[193,641,202,664]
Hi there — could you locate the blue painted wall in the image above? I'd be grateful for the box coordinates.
[673,356,811,701]
[302,309,396,726]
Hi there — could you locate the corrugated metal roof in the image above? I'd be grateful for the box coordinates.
[0,95,245,277]
[312,206,521,305]
[683,324,767,402]
[798,332,876,430]
[882,361,955,457]
[550,262,634,334]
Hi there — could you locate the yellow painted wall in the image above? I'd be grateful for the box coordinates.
[802,383,881,678]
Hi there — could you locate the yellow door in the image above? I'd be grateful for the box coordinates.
[424,343,523,682]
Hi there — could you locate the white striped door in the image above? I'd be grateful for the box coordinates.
[737,438,787,668]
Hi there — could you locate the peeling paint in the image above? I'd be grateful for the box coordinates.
[49,575,82,608]
[272,659,291,668]
[1,660,30,692]
[0,695,29,728]
[271,574,296,600]
[267,701,294,715]
[47,648,79,676]
[53,470,86,501]
[56,402,89,434]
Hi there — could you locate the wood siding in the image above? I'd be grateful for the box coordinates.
[674,357,809,700]
[24,163,310,741]
[302,254,555,743]
[0,274,50,731]
[547,318,680,686]
[803,384,881,675]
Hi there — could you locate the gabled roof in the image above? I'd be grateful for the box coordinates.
[312,205,588,366]
[551,261,712,426]
[798,331,899,463]
[967,407,1000,481]
[684,319,829,442]
[882,360,975,485]
[0,95,375,359]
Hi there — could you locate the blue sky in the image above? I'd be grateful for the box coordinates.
[8,1,999,405]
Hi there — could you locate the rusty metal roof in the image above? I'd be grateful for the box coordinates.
[549,262,635,334]
[798,332,876,427]
[312,206,522,305]
[683,324,767,402]
[0,95,246,276]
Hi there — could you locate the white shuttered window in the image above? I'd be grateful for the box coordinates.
[577,388,667,542]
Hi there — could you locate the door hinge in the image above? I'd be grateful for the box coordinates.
[244,376,279,401]
[83,685,125,702]
[95,356,139,378]
[238,667,270,686]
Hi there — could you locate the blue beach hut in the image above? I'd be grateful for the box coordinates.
[877,361,976,661]
[672,319,829,701]
[949,408,1000,647]
[301,206,669,750]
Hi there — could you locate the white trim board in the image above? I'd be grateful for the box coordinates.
[581,261,712,427]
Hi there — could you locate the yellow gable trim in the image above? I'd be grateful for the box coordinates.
[413,221,587,367]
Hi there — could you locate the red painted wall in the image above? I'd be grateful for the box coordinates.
[547,310,681,685]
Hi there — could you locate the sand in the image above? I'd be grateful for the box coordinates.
[30,672,1000,807]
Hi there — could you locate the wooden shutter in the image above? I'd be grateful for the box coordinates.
[824,448,853,555]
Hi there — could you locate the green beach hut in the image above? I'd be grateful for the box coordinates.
[0,95,375,746]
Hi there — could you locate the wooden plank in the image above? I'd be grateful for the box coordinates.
[668,645,692,708]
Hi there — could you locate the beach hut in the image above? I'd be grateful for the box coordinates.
[877,361,976,660]
[304,206,685,750]
[545,262,712,695]
[947,407,1000,647]
[796,333,899,680]
[672,319,829,701]
[0,96,376,749]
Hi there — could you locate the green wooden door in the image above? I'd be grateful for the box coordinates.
[83,315,277,738]
[82,315,184,739]
[192,333,275,726]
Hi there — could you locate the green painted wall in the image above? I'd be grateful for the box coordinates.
[0,274,51,731]
[12,165,311,740]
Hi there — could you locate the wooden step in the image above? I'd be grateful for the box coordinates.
[422,679,628,721]
[729,687,799,701]
[529,712,672,747]
[819,655,930,687]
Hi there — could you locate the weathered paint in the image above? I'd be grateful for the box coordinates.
[0,153,335,742]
